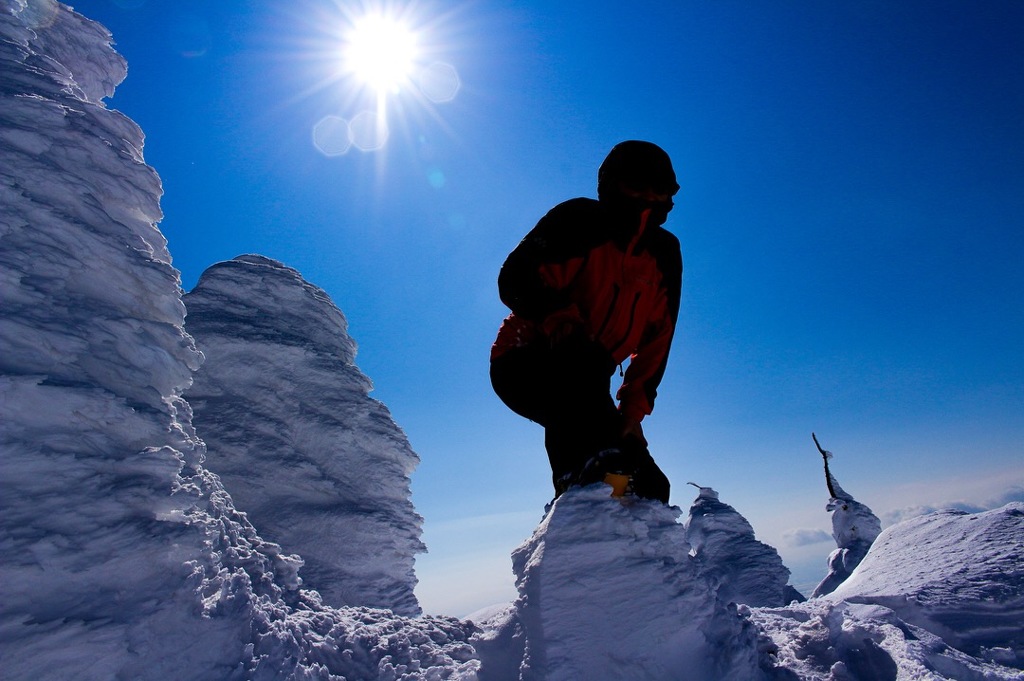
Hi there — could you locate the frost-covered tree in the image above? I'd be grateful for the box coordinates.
[184,255,425,615]
[810,433,881,598]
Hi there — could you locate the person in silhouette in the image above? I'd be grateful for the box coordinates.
[490,141,682,504]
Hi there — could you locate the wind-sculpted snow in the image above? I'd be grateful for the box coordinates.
[183,254,425,616]
[471,484,1024,680]
[477,486,763,681]
[811,472,882,598]
[0,4,479,679]
[0,8,190,409]
[826,503,1024,669]
[755,502,1024,679]
[0,2,245,675]
[753,600,1022,680]
[684,484,798,607]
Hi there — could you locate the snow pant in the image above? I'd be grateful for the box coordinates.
[490,339,670,503]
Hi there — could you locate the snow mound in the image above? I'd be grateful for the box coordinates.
[827,503,1024,669]
[473,489,1024,680]
[487,485,762,681]
[812,472,882,598]
[684,484,797,607]
[755,503,1024,679]
[243,597,480,680]
[184,254,425,615]
[754,599,1022,681]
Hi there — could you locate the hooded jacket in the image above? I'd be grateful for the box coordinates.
[491,196,682,422]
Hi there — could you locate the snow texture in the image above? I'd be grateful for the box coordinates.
[0,3,478,678]
[755,504,1024,679]
[826,503,1024,669]
[811,468,883,598]
[684,484,800,607]
[478,485,764,681]
[753,599,1022,681]
[183,254,425,616]
[472,486,1024,681]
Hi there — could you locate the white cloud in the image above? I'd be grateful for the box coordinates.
[881,484,1024,526]
[782,528,832,547]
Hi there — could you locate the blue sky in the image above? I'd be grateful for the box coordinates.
[73,0,1023,616]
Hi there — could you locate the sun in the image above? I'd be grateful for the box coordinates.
[343,13,419,93]
[305,4,460,156]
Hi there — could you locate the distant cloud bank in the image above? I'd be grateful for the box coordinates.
[882,484,1024,526]
[782,528,832,547]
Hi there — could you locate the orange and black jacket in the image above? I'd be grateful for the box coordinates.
[492,197,682,422]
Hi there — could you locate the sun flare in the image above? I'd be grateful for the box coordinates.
[309,5,460,156]
[343,14,418,93]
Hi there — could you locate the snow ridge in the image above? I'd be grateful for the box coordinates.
[756,502,1024,678]
[473,484,1024,680]
[184,254,425,616]
[827,503,1024,669]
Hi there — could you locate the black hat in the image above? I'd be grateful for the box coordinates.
[597,140,679,200]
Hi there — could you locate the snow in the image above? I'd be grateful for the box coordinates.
[753,600,1021,681]
[183,254,425,616]
[470,488,1024,680]
[0,3,476,679]
[811,461,883,598]
[493,486,762,681]
[684,483,801,607]
[826,504,1024,669]
[753,503,1024,678]
[1,2,229,675]
[2,2,1022,679]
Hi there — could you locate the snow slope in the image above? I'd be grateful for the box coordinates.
[184,254,424,616]
[755,502,1024,680]
[753,598,1022,681]
[826,503,1024,669]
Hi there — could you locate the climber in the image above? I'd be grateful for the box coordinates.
[490,140,682,504]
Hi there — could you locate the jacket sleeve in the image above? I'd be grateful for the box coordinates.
[617,233,682,421]
[497,200,591,332]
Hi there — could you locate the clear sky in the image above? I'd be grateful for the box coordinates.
[70,0,1023,616]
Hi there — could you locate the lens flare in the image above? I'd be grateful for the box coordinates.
[304,5,461,156]
[417,61,460,103]
[349,110,389,151]
[312,115,352,156]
